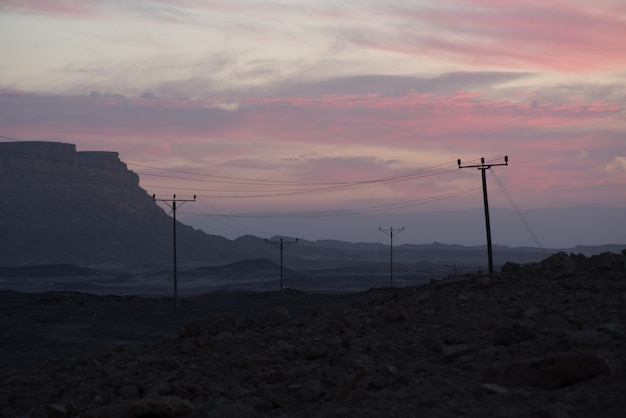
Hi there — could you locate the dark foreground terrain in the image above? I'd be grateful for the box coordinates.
[1,251,625,417]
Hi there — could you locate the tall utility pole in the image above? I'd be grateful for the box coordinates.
[265,237,298,291]
[457,156,508,276]
[379,227,404,288]
[153,194,196,312]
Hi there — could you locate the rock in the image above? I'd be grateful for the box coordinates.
[47,404,69,418]
[457,291,473,301]
[386,306,409,321]
[493,323,534,346]
[2,250,626,418]
[565,328,613,348]
[296,380,323,402]
[118,384,140,399]
[501,262,520,273]
[483,352,613,389]
[85,395,194,418]
[533,404,571,418]
[420,331,443,352]
[471,276,492,289]
[480,383,509,395]
[258,306,291,327]
[524,304,541,318]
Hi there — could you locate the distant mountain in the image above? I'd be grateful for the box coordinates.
[1,141,623,277]
[0,141,251,268]
[182,205,626,248]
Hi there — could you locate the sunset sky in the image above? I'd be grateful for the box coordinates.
[1,0,625,244]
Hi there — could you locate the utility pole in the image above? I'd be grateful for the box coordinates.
[379,227,404,288]
[265,237,298,291]
[153,194,196,312]
[457,156,508,276]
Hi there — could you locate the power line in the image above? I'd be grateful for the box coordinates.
[180,197,271,239]
[3,134,463,201]
[138,163,459,198]
[188,187,482,219]
[170,187,481,242]
[131,159,458,187]
[1,135,470,206]
[1,135,492,246]
[489,168,547,252]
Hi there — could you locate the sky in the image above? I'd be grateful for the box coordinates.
[1,0,625,245]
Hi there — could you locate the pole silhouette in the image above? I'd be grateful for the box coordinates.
[379,227,404,287]
[457,156,508,276]
[153,194,196,312]
[265,237,298,291]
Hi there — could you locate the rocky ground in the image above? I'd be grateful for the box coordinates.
[1,250,625,417]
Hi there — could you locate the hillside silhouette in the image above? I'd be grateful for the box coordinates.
[0,141,245,268]
[1,141,622,293]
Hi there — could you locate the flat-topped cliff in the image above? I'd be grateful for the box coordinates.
[0,141,234,267]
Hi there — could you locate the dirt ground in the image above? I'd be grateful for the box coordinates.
[0,288,361,370]
[1,251,625,417]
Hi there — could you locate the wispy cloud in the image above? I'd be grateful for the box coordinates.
[1,0,625,216]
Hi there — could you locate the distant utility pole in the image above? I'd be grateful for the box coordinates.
[457,156,508,276]
[265,237,298,291]
[379,227,404,288]
[153,194,196,313]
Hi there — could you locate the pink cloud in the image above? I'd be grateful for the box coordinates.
[0,0,106,17]
[1,84,623,211]
[345,0,626,72]
[1,89,622,152]
[4,1,624,73]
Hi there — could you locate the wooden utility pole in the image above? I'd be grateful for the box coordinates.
[153,194,196,312]
[265,237,298,291]
[457,156,508,276]
[379,227,404,287]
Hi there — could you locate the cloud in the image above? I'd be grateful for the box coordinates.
[602,156,626,174]
[359,0,626,72]
[1,67,624,211]
[256,72,533,98]
[3,0,625,80]
[0,0,105,17]
[1,79,622,152]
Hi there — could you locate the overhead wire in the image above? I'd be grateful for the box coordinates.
[180,197,272,238]
[1,134,487,239]
[197,187,483,219]
[489,167,547,252]
[1,134,463,200]
[137,160,461,198]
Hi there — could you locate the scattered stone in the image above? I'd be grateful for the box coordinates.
[470,276,492,289]
[386,306,409,321]
[480,383,509,395]
[47,404,69,418]
[501,262,520,272]
[84,396,194,418]
[118,384,139,399]
[493,323,534,346]
[483,352,613,389]
[1,250,625,418]
[258,306,291,326]
[533,404,571,418]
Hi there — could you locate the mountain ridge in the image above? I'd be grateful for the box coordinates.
[1,141,623,278]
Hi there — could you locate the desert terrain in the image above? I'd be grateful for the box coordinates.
[1,250,625,417]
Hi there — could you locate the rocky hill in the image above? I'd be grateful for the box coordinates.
[0,141,240,267]
[0,250,624,417]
